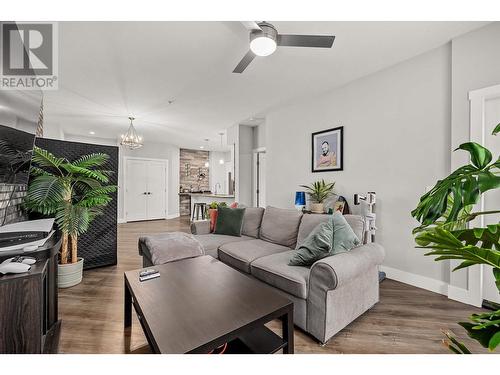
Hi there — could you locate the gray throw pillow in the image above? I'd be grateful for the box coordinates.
[288,218,333,266]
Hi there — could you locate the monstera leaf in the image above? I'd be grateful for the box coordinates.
[415,226,500,274]
[412,125,500,228]
[411,147,500,226]
[459,310,500,351]
[411,125,500,353]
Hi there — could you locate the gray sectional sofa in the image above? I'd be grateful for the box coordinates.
[139,206,385,344]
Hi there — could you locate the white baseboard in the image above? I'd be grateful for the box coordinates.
[166,213,180,219]
[118,217,126,224]
[380,265,448,296]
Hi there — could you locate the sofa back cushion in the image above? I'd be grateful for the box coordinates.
[241,207,265,238]
[343,214,365,243]
[260,206,303,248]
[296,213,365,248]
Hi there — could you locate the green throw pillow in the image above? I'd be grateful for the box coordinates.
[331,212,361,253]
[214,207,246,237]
[288,218,333,266]
[288,213,361,267]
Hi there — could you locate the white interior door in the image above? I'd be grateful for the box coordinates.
[146,161,167,220]
[125,159,148,221]
[482,95,500,304]
[125,158,168,222]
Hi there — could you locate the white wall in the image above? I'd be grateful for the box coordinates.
[238,125,254,206]
[209,151,228,194]
[266,44,452,285]
[253,122,266,149]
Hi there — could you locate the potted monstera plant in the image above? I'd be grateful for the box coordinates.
[300,179,335,213]
[411,123,500,353]
[24,147,117,288]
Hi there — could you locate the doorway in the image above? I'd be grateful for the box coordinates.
[252,148,266,208]
[124,157,168,222]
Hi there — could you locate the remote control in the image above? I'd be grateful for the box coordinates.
[139,272,160,282]
[140,269,158,277]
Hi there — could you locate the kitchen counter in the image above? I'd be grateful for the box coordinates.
[181,193,236,219]
[179,192,235,198]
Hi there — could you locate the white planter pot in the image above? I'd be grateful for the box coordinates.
[310,203,325,214]
[58,257,84,288]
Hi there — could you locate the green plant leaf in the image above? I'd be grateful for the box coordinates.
[32,146,66,170]
[61,164,109,183]
[458,322,496,349]
[494,268,500,293]
[24,148,116,239]
[493,123,500,136]
[72,153,109,168]
[456,142,492,169]
[478,171,500,192]
[489,331,500,351]
[300,179,335,203]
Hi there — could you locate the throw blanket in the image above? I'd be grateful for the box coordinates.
[139,232,204,265]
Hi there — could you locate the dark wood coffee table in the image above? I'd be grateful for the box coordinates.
[124,255,294,354]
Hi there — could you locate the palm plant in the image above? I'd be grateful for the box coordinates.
[24,146,117,264]
[411,123,500,353]
[300,179,335,203]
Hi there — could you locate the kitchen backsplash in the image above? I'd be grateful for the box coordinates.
[179,149,210,216]
[179,149,210,191]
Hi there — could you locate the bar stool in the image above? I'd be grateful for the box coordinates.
[192,203,207,221]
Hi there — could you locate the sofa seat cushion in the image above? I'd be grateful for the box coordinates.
[193,234,253,259]
[218,239,291,273]
[251,250,310,299]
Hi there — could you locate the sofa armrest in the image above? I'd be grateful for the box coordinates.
[190,220,211,235]
[309,243,385,291]
[306,243,384,344]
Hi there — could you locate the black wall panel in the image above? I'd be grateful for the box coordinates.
[34,138,118,269]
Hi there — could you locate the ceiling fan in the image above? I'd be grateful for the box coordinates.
[233,21,335,74]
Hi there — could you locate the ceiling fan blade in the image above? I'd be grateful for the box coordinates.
[240,21,262,31]
[277,34,335,48]
[232,50,256,74]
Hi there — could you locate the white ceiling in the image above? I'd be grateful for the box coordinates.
[44,21,488,150]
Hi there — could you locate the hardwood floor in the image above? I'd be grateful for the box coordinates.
[58,217,489,354]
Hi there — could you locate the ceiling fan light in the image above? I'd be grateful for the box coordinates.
[250,36,277,57]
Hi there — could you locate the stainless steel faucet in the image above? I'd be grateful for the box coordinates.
[214,183,221,195]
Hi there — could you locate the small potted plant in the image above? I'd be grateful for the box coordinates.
[24,147,117,288]
[300,179,335,213]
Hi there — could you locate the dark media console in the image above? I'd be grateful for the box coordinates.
[0,233,61,353]
[0,231,49,247]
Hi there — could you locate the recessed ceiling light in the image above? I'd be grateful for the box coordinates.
[89,131,95,135]
[199,146,204,149]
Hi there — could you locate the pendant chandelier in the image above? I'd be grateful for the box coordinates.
[120,116,143,149]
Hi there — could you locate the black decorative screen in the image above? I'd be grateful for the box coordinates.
[34,138,118,269]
